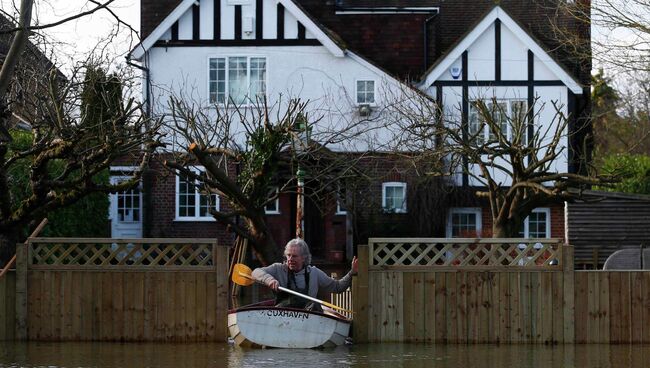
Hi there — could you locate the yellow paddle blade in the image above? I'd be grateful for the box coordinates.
[232,263,255,286]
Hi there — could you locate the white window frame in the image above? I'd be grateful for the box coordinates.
[227,0,251,5]
[175,166,219,222]
[265,187,280,215]
[520,208,551,239]
[355,79,376,106]
[446,207,482,238]
[382,182,407,213]
[468,99,527,143]
[208,55,267,106]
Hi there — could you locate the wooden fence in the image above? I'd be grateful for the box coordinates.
[0,270,16,340]
[13,238,229,342]
[574,271,650,343]
[353,238,650,344]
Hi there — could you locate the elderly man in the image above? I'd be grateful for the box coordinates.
[252,238,358,311]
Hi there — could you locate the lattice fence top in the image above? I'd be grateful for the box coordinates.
[27,238,217,268]
[368,238,563,268]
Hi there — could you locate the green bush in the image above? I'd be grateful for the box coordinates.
[599,154,650,194]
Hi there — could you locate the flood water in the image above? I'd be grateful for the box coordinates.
[1,342,649,368]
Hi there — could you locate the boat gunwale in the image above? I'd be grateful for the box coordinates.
[228,305,351,323]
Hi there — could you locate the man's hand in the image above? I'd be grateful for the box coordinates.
[267,279,279,291]
[351,256,358,275]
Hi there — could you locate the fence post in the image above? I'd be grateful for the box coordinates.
[352,245,369,343]
[214,243,229,342]
[15,242,28,340]
[562,244,575,343]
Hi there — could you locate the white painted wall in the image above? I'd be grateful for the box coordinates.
[467,24,495,81]
[146,45,409,152]
[501,24,528,80]
[200,0,215,40]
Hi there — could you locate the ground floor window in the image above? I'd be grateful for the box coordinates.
[519,208,551,238]
[176,167,219,221]
[447,207,482,237]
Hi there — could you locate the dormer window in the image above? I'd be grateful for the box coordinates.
[356,80,375,105]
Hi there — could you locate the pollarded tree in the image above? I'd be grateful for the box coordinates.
[457,99,608,237]
[0,61,162,267]
[390,91,614,238]
[164,95,376,265]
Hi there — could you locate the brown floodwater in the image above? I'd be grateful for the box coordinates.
[0,342,649,367]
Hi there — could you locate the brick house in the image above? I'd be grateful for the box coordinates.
[119,0,590,264]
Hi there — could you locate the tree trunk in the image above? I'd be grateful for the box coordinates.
[492,217,523,238]
[0,228,19,268]
[247,214,282,266]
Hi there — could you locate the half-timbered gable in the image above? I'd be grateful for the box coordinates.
[420,6,585,186]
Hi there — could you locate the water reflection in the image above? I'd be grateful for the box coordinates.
[0,342,649,368]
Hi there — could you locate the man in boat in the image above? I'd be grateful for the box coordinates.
[252,238,358,311]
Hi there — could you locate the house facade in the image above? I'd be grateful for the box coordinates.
[118,0,590,263]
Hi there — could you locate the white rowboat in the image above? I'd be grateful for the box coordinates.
[228,305,351,348]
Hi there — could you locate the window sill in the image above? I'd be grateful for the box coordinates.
[174,217,217,222]
[265,211,280,215]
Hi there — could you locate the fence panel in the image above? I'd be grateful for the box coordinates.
[15,238,229,342]
[0,271,16,340]
[363,238,568,344]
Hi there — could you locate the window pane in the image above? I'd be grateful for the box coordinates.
[357,80,375,104]
[510,100,527,143]
[199,192,214,217]
[179,174,196,217]
[229,57,248,104]
[384,185,405,211]
[451,212,478,237]
[488,102,508,141]
[469,102,483,144]
[249,57,266,101]
[209,58,226,104]
[528,211,548,238]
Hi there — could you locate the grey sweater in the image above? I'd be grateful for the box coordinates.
[251,263,353,298]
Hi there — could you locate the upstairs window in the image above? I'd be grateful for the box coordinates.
[468,99,527,144]
[209,56,266,105]
[382,182,407,213]
[176,168,219,221]
[356,80,375,105]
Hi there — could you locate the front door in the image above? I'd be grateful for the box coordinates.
[109,176,143,238]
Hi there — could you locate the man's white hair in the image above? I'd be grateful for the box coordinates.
[285,238,312,265]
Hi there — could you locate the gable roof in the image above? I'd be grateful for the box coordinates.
[136,0,590,84]
[420,6,583,94]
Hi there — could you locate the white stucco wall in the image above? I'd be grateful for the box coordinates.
[146,45,410,152]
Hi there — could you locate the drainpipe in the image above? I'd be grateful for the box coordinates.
[126,55,153,237]
[423,12,438,74]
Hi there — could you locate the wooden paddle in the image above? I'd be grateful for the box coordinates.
[231,263,353,314]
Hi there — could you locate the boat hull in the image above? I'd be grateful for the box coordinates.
[228,306,350,348]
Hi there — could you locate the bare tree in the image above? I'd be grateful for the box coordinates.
[550,0,650,74]
[390,90,613,238]
[163,95,374,265]
[0,59,162,266]
[0,2,159,267]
